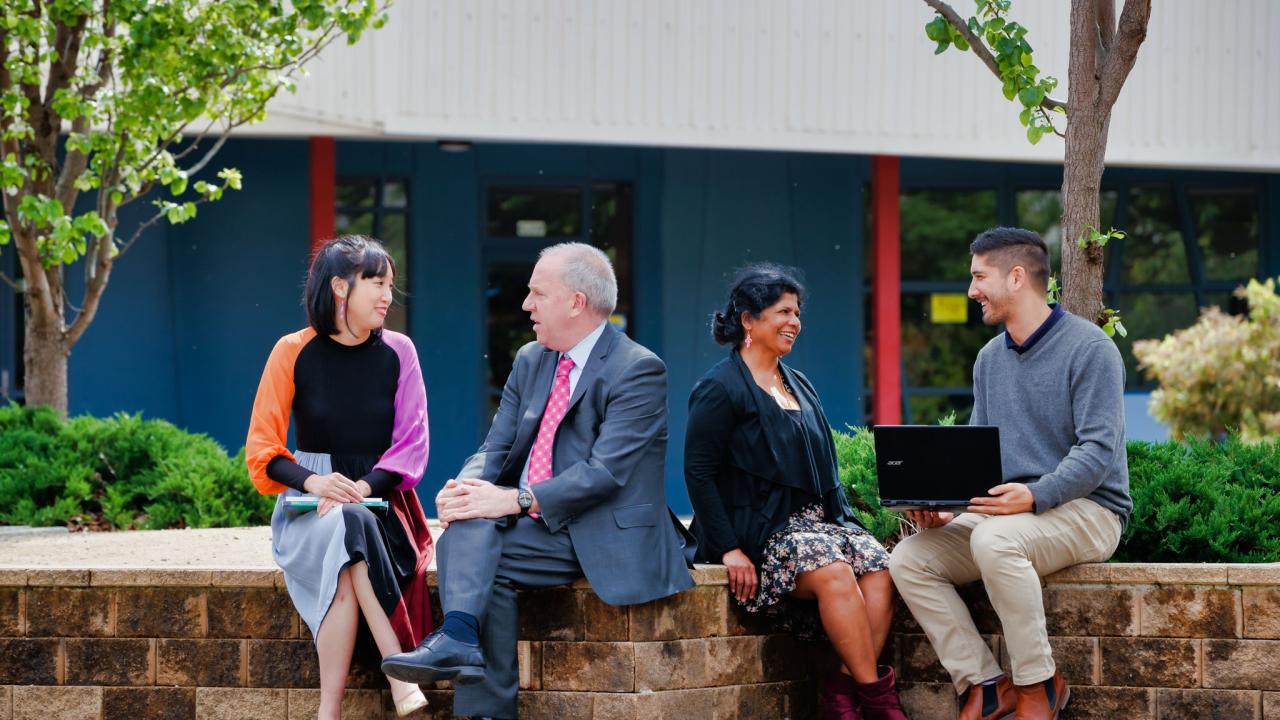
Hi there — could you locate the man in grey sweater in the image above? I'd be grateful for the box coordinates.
[889,227,1131,720]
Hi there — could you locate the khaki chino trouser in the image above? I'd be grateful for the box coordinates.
[888,498,1122,691]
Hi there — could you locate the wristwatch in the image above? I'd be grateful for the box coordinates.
[516,488,534,515]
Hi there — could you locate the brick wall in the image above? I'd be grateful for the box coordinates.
[0,563,1277,719]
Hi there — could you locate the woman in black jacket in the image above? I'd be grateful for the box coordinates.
[684,264,906,720]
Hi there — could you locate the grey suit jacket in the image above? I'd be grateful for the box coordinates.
[458,325,695,606]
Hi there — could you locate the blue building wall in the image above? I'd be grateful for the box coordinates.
[1,138,1274,516]
[64,139,311,448]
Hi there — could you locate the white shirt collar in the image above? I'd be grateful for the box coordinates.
[563,320,608,370]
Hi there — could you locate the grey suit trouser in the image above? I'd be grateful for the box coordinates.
[437,515,584,719]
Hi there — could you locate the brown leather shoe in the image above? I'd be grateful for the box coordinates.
[1013,671,1069,720]
[958,675,1016,720]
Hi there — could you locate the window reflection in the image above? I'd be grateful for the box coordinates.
[1124,185,1188,285]
[487,186,581,237]
[900,190,998,281]
[1191,189,1259,280]
[335,177,410,334]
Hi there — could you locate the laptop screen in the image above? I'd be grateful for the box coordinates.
[873,425,1003,505]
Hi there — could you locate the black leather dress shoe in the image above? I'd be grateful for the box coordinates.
[381,629,485,685]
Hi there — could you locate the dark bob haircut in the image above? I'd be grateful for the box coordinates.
[969,226,1051,291]
[304,235,397,336]
[712,262,807,347]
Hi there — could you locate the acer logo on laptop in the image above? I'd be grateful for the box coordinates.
[886,460,904,466]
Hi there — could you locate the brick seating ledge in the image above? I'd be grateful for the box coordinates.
[1,532,1279,719]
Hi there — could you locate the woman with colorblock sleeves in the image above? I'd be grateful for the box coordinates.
[683,264,909,720]
[246,236,433,719]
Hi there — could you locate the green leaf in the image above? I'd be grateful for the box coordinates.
[1113,320,1127,338]
[925,16,951,42]
[1027,125,1045,144]
[935,40,951,54]
[1018,87,1045,107]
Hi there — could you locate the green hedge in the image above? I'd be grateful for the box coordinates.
[0,404,272,530]
[2,403,1278,562]
[835,427,1280,563]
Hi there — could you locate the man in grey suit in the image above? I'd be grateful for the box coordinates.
[382,242,695,719]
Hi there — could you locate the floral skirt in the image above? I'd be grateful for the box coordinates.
[740,503,891,639]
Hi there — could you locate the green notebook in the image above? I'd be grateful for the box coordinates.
[284,496,389,515]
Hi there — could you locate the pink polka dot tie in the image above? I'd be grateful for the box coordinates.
[527,355,575,489]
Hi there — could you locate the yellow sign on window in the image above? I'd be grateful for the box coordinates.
[930,293,969,324]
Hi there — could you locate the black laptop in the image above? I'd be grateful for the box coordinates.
[873,425,1003,512]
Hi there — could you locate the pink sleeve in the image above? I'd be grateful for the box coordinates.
[374,331,429,490]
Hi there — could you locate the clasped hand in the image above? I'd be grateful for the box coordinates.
[302,472,368,517]
[435,478,519,529]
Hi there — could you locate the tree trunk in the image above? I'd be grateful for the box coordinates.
[23,311,70,417]
[1059,0,1108,323]
[20,261,70,417]
[1059,111,1109,323]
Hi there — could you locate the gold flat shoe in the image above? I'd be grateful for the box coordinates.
[394,686,428,717]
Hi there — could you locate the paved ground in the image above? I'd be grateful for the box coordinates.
[0,525,446,570]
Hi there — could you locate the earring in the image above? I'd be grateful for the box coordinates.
[338,299,346,317]
[743,333,753,349]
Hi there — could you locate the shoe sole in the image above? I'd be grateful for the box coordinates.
[381,659,485,686]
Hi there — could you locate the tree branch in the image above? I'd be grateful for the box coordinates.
[65,228,115,346]
[115,194,212,258]
[1096,0,1117,53]
[0,271,20,293]
[1097,0,1151,109]
[55,6,114,212]
[922,0,1069,114]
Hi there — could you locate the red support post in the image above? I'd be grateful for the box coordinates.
[309,137,336,256]
[871,155,902,425]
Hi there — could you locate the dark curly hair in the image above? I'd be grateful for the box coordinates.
[712,263,807,347]
[304,235,397,336]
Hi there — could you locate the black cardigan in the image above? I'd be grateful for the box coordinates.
[683,351,863,565]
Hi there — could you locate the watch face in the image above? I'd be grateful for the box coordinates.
[518,490,533,509]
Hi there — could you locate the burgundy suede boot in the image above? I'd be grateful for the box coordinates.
[820,670,863,720]
[852,665,910,720]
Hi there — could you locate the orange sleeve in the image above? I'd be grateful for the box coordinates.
[245,329,313,495]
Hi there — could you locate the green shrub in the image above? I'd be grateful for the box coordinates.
[833,423,1280,563]
[1133,277,1280,443]
[833,426,903,545]
[1117,435,1280,563]
[0,404,273,530]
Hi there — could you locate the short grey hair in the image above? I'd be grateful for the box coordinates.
[539,242,618,316]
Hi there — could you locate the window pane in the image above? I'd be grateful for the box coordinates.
[336,212,374,236]
[487,186,581,237]
[381,213,408,334]
[900,190,998,281]
[486,262,539,417]
[900,293,992,389]
[1016,190,1118,277]
[336,178,377,209]
[383,180,408,209]
[591,183,634,330]
[1124,185,1188,285]
[1115,292,1199,388]
[1191,189,1259,281]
